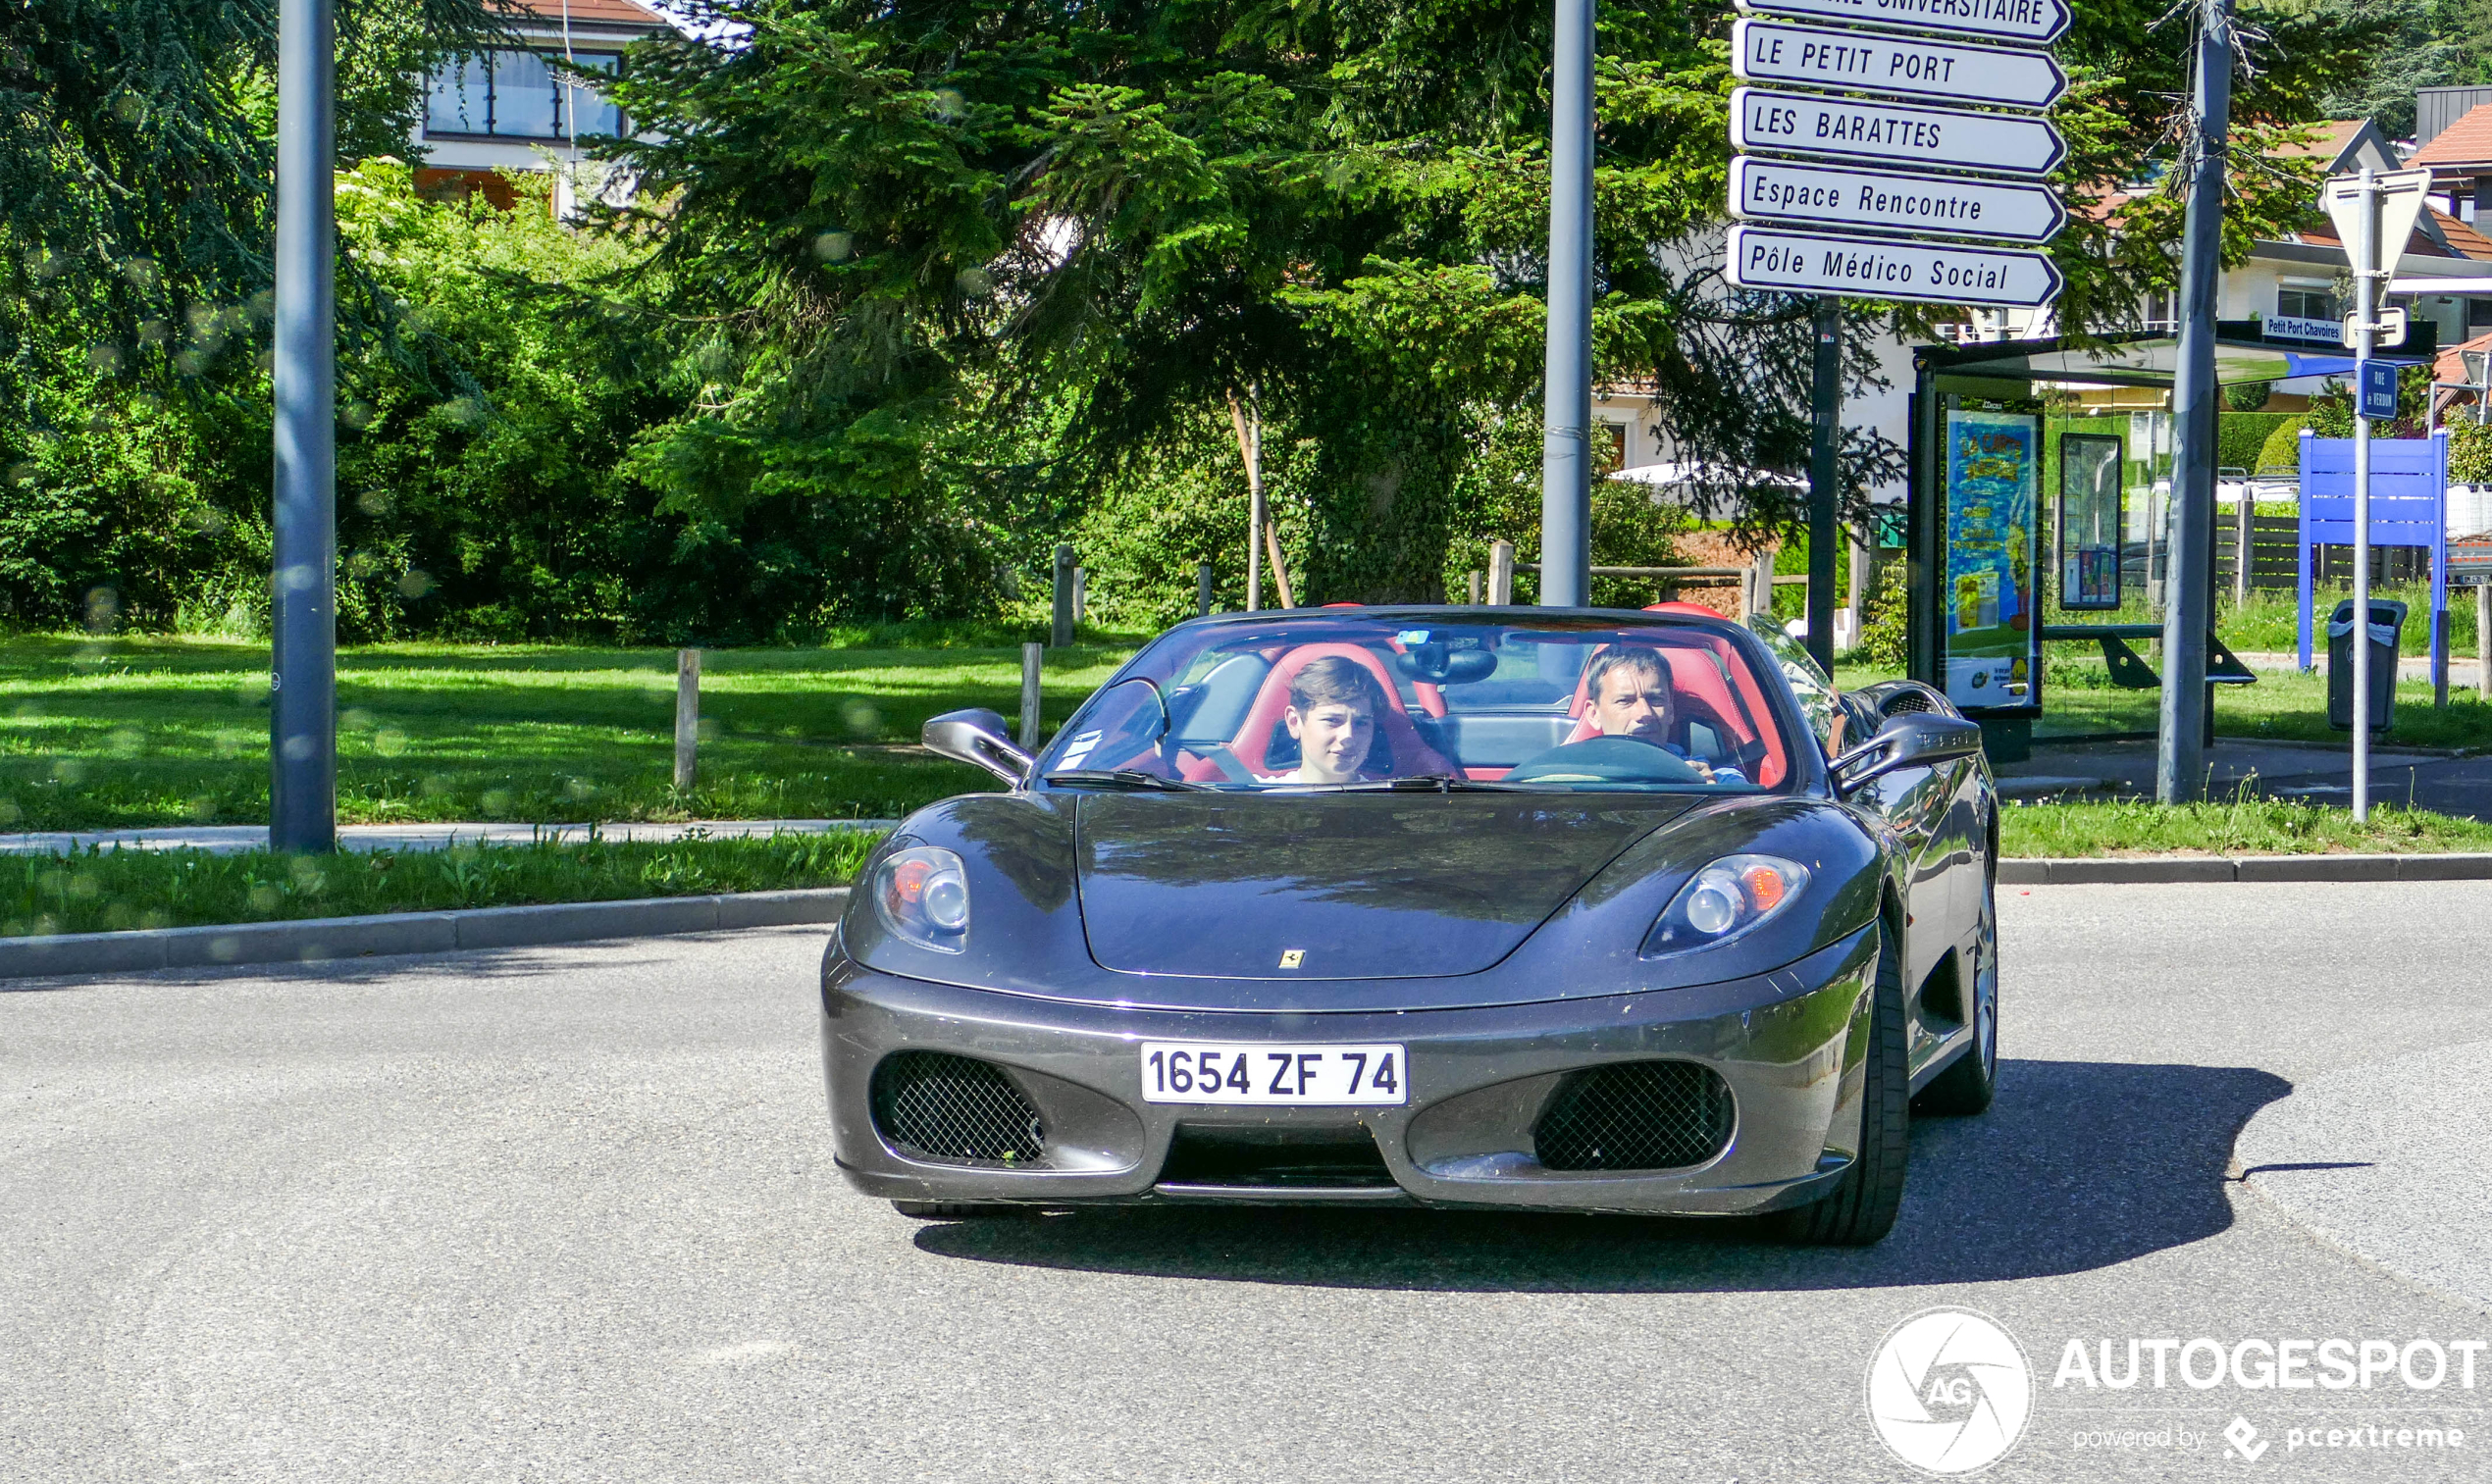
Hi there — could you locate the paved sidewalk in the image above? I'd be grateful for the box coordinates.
[0,818,898,856]
[2237,1039,2492,1315]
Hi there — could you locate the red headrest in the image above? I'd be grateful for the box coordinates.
[1229,642,1458,777]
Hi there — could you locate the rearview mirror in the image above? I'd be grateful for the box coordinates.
[922,708,1034,786]
[1832,713,1985,794]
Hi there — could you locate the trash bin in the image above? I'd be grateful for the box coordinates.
[2327,597,2407,731]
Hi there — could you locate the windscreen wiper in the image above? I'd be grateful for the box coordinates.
[1336,774,1529,793]
[1043,769,1210,793]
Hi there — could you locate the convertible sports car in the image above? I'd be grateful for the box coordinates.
[821,605,1999,1245]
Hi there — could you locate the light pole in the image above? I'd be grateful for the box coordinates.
[2155,0,2229,804]
[1538,0,1594,608]
[270,0,337,852]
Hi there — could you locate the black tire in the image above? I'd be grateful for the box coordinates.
[891,1200,1024,1220]
[1916,871,1999,1116]
[1776,916,1909,1246]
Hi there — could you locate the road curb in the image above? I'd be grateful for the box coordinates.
[0,887,849,982]
[1999,854,2492,885]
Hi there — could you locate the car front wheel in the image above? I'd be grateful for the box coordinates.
[1775,917,1909,1246]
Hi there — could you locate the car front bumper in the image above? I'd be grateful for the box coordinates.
[820,924,1878,1216]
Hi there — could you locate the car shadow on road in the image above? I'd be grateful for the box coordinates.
[910,1058,2291,1293]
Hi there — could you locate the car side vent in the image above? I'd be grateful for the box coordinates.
[869,1051,1046,1165]
[1533,1061,1735,1172]
[1879,689,1939,718]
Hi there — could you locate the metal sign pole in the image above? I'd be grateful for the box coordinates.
[1538,0,1594,608]
[2353,167,2377,821]
[1806,296,1841,672]
[270,0,337,853]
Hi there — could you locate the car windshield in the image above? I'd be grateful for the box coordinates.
[1034,613,1803,793]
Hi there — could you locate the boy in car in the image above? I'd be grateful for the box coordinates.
[1267,656,1386,785]
[1579,647,1747,786]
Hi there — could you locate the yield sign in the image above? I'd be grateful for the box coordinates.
[2321,168,2434,276]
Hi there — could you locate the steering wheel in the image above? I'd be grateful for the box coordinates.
[1503,735,1706,785]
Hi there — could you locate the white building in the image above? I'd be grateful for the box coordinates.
[410,0,675,214]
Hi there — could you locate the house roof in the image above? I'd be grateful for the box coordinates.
[504,0,673,29]
[2408,102,2492,175]
[2276,120,2372,172]
[2433,208,2492,260]
[2434,330,2492,385]
[2297,214,2456,260]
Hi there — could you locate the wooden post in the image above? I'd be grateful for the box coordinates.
[1051,543,1073,647]
[1264,528,1296,609]
[1487,541,1516,604]
[1197,561,1215,616]
[1466,570,1482,605]
[1019,642,1043,748]
[1071,566,1086,626]
[673,647,700,792]
[2477,582,2490,699]
[1231,391,1265,612]
[2235,487,2253,607]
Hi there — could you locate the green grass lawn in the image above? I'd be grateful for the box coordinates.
[0,831,882,937]
[2001,796,2492,857]
[0,634,1135,832]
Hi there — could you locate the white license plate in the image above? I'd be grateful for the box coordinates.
[1138,1043,1408,1105]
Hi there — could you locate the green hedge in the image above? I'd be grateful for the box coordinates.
[2220,412,2299,474]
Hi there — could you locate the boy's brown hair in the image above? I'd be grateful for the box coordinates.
[1288,655,1386,716]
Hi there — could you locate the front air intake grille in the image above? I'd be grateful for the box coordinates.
[1533,1061,1735,1172]
[869,1051,1046,1165]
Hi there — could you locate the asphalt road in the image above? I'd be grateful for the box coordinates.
[6,883,2492,1482]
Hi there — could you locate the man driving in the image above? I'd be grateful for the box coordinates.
[1578,647,1746,786]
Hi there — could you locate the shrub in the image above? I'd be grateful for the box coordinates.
[1857,559,1907,670]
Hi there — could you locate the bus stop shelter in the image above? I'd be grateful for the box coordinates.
[1904,330,2434,760]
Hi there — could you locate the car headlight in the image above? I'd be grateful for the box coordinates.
[1643,853,1809,955]
[872,845,970,952]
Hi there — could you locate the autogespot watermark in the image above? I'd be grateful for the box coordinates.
[1866,1314,2484,1472]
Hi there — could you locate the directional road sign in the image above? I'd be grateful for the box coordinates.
[1734,0,2070,48]
[1726,224,2064,307]
[1734,19,2067,111]
[1732,87,2066,179]
[1729,156,2065,242]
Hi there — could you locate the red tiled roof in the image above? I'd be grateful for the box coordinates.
[502,0,672,28]
[2409,103,2492,173]
[2436,330,2492,385]
[2432,208,2492,261]
[2299,215,2454,259]
[2276,120,2365,163]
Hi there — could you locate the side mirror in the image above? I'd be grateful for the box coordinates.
[922,708,1034,786]
[1831,712,1984,794]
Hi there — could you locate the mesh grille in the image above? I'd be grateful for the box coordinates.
[1880,690,1939,717]
[869,1051,1046,1165]
[1533,1061,1735,1172]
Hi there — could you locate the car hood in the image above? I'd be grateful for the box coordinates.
[1074,793,1698,979]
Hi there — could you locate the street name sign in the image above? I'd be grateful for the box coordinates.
[1734,0,2070,47]
[1733,19,2066,111]
[2360,361,2399,419]
[1726,225,2063,307]
[1730,156,2065,241]
[1732,87,2067,178]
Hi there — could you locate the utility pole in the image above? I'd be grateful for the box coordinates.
[270,0,337,852]
[2155,0,2229,805]
[1805,296,1842,673]
[1538,0,1594,608]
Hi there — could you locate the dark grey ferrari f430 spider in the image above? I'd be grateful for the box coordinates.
[820,605,1999,1244]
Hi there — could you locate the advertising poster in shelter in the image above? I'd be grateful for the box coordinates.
[2056,433,2123,611]
[1943,410,2040,711]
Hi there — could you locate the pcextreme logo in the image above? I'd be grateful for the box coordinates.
[1866,1306,2035,1474]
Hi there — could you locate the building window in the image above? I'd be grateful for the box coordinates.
[2277,284,2338,322]
[1593,422,1628,475]
[2139,291,2175,332]
[424,50,623,140]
